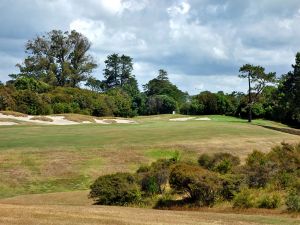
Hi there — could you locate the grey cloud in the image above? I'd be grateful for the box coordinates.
[1,0,300,93]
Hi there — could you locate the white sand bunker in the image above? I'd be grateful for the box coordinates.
[94,119,136,124]
[195,117,211,121]
[169,117,196,121]
[0,114,79,125]
[0,122,18,126]
[0,112,137,126]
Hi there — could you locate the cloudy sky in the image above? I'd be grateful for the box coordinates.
[1,0,300,94]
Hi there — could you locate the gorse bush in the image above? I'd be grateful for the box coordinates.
[285,190,300,212]
[244,150,273,188]
[169,164,221,206]
[233,188,254,208]
[89,173,141,206]
[257,193,281,209]
[198,152,240,174]
[89,142,300,209]
[138,159,175,195]
[220,174,244,201]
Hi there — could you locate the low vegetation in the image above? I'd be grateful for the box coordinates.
[90,142,300,212]
[30,116,53,122]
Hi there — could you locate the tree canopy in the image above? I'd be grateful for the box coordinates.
[11,30,97,87]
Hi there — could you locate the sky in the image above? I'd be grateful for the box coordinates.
[1,0,300,94]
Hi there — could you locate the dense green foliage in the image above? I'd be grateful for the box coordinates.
[1,29,300,126]
[90,142,300,211]
[169,164,222,206]
[89,173,141,205]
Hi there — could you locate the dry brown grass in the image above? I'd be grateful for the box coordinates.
[0,111,27,117]
[30,116,53,122]
[0,202,299,225]
[62,114,96,123]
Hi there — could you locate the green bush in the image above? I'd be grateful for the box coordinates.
[198,152,240,174]
[286,190,300,212]
[89,173,141,206]
[220,174,244,200]
[169,164,221,206]
[233,188,254,208]
[257,193,281,209]
[141,174,160,195]
[138,159,175,195]
[244,150,273,188]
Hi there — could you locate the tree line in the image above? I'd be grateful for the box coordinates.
[0,29,299,126]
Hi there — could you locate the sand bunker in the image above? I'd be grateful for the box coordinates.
[169,117,196,121]
[169,117,211,122]
[0,122,18,126]
[0,113,136,126]
[195,117,211,121]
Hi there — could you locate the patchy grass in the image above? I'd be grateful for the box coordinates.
[61,114,96,123]
[145,148,180,160]
[0,115,299,199]
[30,116,53,122]
[0,111,27,117]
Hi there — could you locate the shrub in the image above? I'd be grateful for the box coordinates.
[233,188,254,208]
[138,159,175,195]
[244,150,273,188]
[169,164,221,206]
[136,165,150,173]
[89,173,141,206]
[257,193,281,209]
[267,142,300,174]
[220,174,244,201]
[198,152,240,174]
[198,153,212,169]
[141,174,160,195]
[286,190,300,212]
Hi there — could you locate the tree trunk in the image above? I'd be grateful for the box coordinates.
[248,74,252,123]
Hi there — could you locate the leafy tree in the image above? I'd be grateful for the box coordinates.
[147,95,177,114]
[239,64,276,122]
[276,53,300,125]
[103,54,134,89]
[14,77,50,93]
[144,69,187,104]
[12,30,97,87]
[85,76,104,92]
[107,88,133,117]
[194,91,218,114]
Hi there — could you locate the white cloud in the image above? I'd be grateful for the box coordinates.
[100,0,123,14]
[70,19,106,44]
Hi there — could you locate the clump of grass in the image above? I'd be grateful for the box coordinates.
[62,114,95,123]
[103,119,117,124]
[30,116,53,122]
[0,111,27,117]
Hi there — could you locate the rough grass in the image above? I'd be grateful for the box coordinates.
[61,114,96,123]
[30,116,53,122]
[0,202,299,225]
[0,114,299,224]
[0,111,27,117]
